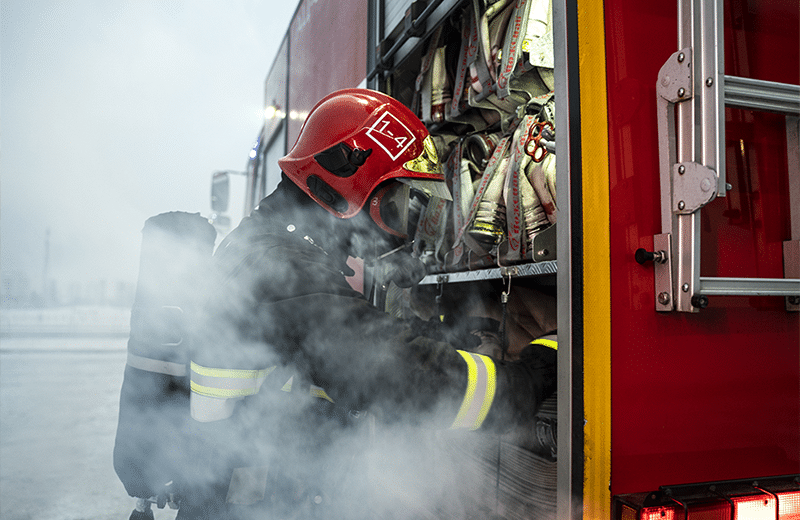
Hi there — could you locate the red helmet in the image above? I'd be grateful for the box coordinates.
[278,89,449,228]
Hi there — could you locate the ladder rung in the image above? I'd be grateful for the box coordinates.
[699,276,800,296]
[724,75,800,115]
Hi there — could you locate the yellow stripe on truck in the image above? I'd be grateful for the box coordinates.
[578,0,612,517]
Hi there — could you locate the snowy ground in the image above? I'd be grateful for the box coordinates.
[0,337,177,520]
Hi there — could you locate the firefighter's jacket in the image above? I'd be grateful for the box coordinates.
[187,188,503,494]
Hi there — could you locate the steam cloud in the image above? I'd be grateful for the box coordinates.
[115,206,557,520]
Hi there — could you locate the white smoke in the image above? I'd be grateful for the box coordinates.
[114,201,558,520]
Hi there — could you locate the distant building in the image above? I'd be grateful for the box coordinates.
[1,270,41,308]
[1,271,134,308]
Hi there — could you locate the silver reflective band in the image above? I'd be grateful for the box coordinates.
[450,351,497,430]
[190,362,275,423]
[127,352,187,377]
[190,363,275,398]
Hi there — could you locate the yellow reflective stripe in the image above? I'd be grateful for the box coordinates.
[310,385,334,403]
[190,380,259,399]
[189,362,275,399]
[453,351,479,428]
[189,362,282,422]
[450,350,497,430]
[281,376,293,392]
[190,361,273,380]
[531,338,558,350]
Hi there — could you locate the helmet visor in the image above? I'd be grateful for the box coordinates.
[369,182,411,238]
[399,178,452,201]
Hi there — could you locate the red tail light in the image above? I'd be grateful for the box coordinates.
[778,491,800,520]
[732,494,776,520]
[639,506,677,520]
[613,475,800,520]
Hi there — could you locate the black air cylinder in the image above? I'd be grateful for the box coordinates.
[113,212,216,500]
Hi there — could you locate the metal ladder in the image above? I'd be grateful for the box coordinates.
[646,0,800,312]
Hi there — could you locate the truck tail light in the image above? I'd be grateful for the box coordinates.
[613,475,800,520]
[732,494,777,520]
[778,491,800,520]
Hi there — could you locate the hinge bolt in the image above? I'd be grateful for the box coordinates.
[678,165,686,175]
[682,283,690,292]
[678,87,686,97]
[658,292,671,305]
[678,200,686,210]
[706,77,714,87]
[677,52,685,63]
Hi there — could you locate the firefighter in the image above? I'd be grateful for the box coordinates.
[181,88,556,519]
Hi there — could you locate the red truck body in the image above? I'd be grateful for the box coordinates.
[605,0,799,494]
[218,0,799,516]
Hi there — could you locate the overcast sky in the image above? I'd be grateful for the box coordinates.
[1,0,298,297]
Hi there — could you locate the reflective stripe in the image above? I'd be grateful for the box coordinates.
[189,361,275,422]
[530,335,558,350]
[310,385,334,403]
[190,381,262,399]
[450,350,497,430]
[282,377,333,402]
[190,362,275,399]
[191,362,275,380]
[126,352,187,376]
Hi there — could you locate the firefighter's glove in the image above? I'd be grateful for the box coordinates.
[483,341,557,433]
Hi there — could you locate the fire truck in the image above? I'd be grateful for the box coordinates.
[210,0,799,517]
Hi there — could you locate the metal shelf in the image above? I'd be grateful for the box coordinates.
[419,260,557,285]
